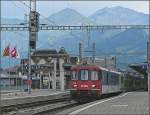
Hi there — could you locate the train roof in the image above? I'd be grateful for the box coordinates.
[71,65,121,74]
[99,66,121,74]
[71,65,100,71]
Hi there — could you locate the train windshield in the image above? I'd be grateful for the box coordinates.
[91,71,98,80]
[71,71,78,80]
[80,70,89,80]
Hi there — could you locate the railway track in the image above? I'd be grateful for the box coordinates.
[35,92,123,115]
[2,92,122,115]
[2,98,78,115]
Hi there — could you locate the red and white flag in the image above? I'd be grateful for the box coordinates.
[11,47,17,58]
[3,44,10,57]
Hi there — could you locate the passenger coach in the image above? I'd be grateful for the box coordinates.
[69,64,123,101]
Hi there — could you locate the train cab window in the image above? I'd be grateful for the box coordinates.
[80,70,88,80]
[91,71,98,80]
[71,71,78,80]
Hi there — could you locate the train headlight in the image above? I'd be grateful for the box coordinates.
[92,85,96,88]
[73,84,78,88]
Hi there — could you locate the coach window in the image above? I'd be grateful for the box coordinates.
[91,71,98,80]
[80,70,88,80]
[103,71,108,85]
[71,71,78,80]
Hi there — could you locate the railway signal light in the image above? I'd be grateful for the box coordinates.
[30,11,39,32]
[30,32,38,49]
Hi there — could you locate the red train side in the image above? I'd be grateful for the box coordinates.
[69,65,102,101]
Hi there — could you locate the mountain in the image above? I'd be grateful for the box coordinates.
[95,29,148,53]
[47,8,94,25]
[1,18,23,24]
[89,6,149,25]
[1,7,149,68]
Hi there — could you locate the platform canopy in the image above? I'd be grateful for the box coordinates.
[129,63,147,75]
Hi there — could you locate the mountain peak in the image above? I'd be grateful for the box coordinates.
[90,6,149,25]
[111,6,125,9]
[61,8,77,13]
[110,6,136,12]
[93,6,147,15]
[49,8,81,17]
[48,8,92,25]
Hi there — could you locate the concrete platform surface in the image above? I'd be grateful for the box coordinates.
[1,90,21,94]
[1,89,68,100]
[1,89,69,107]
[58,91,148,115]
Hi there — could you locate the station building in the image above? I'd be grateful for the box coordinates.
[19,47,77,91]
[0,66,22,90]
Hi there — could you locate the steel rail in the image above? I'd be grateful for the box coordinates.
[1,97,71,114]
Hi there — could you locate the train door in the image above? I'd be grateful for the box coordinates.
[119,74,124,91]
[102,71,109,94]
[107,72,112,93]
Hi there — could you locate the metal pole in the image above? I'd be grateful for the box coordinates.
[79,42,82,64]
[21,60,23,91]
[8,55,11,90]
[32,0,36,11]
[15,60,17,90]
[87,27,90,49]
[147,41,150,114]
[27,30,31,94]
[27,0,32,94]
[105,56,107,68]
[92,42,95,63]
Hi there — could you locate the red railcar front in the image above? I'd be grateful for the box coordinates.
[69,65,102,100]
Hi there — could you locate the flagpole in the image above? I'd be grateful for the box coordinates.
[9,55,11,90]
[15,58,17,90]
[3,44,11,90]
[9,44,11,90]
[15,46,17,90]
[21,58,23,91]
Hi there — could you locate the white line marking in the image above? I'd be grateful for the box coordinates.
[69,92,130,115]
[111,104,128,107]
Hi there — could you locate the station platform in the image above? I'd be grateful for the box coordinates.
[1,90,21,94]
[59,91,148,115]
[1,89,69,107]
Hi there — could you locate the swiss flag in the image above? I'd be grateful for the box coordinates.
[3,45,10,56]
[11,47,17,58]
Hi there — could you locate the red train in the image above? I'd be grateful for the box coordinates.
[69,64,123,102]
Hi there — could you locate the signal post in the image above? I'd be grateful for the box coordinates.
[28,0,39,94]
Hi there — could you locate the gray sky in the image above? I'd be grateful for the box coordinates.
[2,1,149,19]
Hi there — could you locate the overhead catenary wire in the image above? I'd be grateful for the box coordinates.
[13,0,93,58]
[5,2,148,67]
[19,1,58,25]
[15,1,87,42]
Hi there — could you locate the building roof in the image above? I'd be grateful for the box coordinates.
[129,62,147,75]
[32,49,57,55]
[32,48,69,57]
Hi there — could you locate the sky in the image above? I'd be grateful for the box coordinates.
[1,1,149,19]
